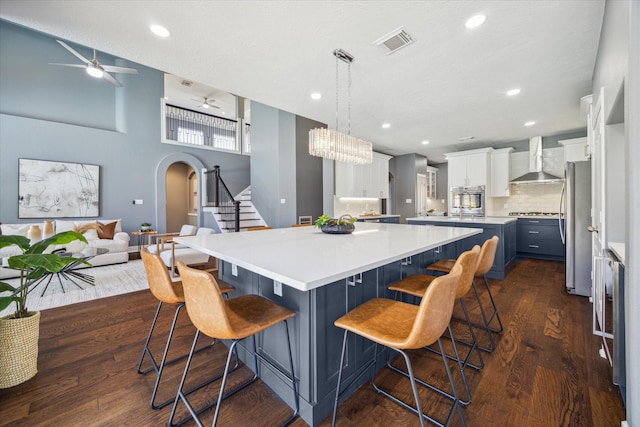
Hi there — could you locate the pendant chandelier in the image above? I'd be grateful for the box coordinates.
[309,49,373,165]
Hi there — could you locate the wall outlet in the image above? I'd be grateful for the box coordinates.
[405,198,412,203]
[280,198,286,204]
[274,280,282,296]
[133,199,143,205]
[231,264,238,276]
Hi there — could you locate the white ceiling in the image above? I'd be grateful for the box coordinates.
[0,1,604,162]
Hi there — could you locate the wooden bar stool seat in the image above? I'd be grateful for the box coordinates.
[332,264,466,427]
[387,246,482,406]
[137,248,235,410]
[427,236,503,353]
[169,262,299,427]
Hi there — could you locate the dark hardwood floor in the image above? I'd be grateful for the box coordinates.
[0,258,625,426]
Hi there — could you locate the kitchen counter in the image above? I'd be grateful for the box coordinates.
[175,222,479,291]
[406,216,518,225]
[174,222,480,425]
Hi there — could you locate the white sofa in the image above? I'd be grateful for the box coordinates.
[0,219,129,279]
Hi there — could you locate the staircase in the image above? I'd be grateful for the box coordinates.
[204,187,266,232]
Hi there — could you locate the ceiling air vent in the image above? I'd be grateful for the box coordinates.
[373,27,414,54]
[181,80,193,87]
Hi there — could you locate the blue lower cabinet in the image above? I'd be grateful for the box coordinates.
[516,218,565,260]
[356,216,400,224]
[379,216,400,223]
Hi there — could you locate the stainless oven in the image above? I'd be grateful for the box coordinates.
[450,185,485,217]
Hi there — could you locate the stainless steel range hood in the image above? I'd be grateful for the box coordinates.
[511,136,563,184]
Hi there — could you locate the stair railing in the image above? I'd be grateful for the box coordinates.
[204,165,241,232]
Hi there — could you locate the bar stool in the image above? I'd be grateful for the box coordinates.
[388,246,482,406]
[332,264,465,427]
[427,236,503,352]
[170,261,299,427]
[137,248,235,409]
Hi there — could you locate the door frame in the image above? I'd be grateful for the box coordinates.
[155,152,206,232]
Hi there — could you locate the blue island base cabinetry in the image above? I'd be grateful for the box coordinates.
[218,254,446,425]
[406,217,518,280]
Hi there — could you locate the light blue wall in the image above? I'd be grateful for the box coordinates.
[0,19,250,233]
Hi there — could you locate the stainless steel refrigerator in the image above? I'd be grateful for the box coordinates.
[559,160,592,297]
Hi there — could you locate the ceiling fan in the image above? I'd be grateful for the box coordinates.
[191,96,220,109]
[49,40,138,87]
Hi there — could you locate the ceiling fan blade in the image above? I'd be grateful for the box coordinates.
[101,71,123,87]
[56,40,90,64]
[49,63,87,69]
[208,104,221,109]
[101,65,138,74]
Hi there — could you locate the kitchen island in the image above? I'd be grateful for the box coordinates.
[406,216,518,279]
[175,223,481,426]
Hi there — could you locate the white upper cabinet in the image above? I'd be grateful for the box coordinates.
[559,137,589,163]
[335,152,391,198]
[445,148,493,189]
[490,148,514,197]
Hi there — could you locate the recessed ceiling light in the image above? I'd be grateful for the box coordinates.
[382,123,391,129]
[150,24,171,38]
[524,121,536,126]
[507,88,521,96]
[310,92,322,100]
[465,14,486,29]
[458,136,474,141]
[421,140,430,145]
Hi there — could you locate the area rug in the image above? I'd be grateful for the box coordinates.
[0,260,149,317]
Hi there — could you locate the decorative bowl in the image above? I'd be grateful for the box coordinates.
[321,223,355,234]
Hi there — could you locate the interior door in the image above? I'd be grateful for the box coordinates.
[416,173,427,216]
[591,88,606,262]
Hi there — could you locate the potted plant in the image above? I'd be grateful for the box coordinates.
[0,231,88,388]
[140,222,152,231]
[315,214,357,234]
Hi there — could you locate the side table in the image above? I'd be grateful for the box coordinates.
[131,230,158,251]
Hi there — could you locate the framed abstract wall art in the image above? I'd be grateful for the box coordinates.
[18,159,100,218]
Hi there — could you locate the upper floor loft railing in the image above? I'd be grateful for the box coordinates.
[161,101,250,155]
[203,165,240,232]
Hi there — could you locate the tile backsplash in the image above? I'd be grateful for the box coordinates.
[491,182,563,216]
[333,197,382,217]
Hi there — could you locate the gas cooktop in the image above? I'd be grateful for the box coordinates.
[508,211,560,217]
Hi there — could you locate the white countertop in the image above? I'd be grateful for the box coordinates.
[406,216,518,225]
[355,214,400,219]
[175,223,481,291]
[609,242,625,265]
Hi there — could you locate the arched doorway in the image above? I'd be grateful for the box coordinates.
[165,162,198,232]
[155,153,206,233]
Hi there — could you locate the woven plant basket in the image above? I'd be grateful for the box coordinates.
[0,311,40,388]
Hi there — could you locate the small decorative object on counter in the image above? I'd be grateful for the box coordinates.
[315,214,356,234]
[140,222,152,231]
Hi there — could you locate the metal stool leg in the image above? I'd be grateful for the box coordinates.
[332,330,349,427]
[471,278,497,352]
[387,323,473,406]
[167,330,240,427]
[373,340,466,427]
[482,275,504,333]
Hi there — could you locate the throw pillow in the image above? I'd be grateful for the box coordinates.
[97,221,117,239]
